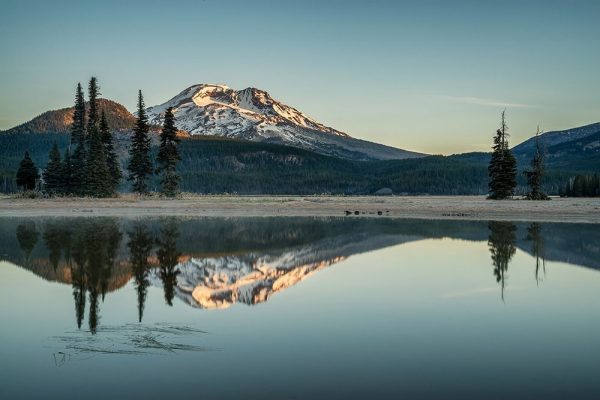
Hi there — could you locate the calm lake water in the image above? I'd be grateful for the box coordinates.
[1,217,600,399]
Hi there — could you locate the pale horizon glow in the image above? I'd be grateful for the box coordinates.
[1,0,599,155]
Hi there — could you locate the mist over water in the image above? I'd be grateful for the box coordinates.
[1,217,600,399]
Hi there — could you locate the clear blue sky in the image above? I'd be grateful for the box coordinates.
[1,0,599,154]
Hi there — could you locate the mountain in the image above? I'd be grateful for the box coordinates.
[1,99,136,135]
[146,84,424,161]
[512,122,600,172]
[513,122,600,155]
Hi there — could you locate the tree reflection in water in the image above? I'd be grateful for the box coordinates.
[525,223,546,284]
[487,221,517,301]
[127,223,153,323]
[41,219,122,333]
[6,217,595,332]
[156,218,181,307]
[16,221,38,261]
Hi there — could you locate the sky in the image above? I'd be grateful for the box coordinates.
[0,0,599,154]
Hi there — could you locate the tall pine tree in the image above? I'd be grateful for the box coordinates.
[488,110,517,199]
[84,77,113,197]
[100,110,122,193]
[43,142,63,195]
[523,126,549,200]
[86,77,100,147]
[16,151,39,191]
[156,107,181,197]
[127,90,153,194]
[70,83,87,196]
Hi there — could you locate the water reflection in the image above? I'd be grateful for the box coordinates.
[128,223,153,323]
[2,217,599,333]
[155,219,181,306]
[526,223,546,284]
[488,221,517,300]
[40,219,123,333]
[16,221,39,260]
[487,222,552,299]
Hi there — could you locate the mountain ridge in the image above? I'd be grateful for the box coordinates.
[513,122,600,155]
[1,99,135,135]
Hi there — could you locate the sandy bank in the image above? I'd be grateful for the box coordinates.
[0,195,599,223]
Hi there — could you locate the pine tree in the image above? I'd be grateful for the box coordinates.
[156,107,181,197]
[70,83,87,195]
[43,142,63,195]
[16,151,39,191]
[127,90,153,194]
[71,83,86,145]
[84,77,113,197]
[86,77,100,148]
[523,126,549,200]
[61,148,73,195]
[100,110,122,192]
[86,127,114,197]
[488,110,517,199]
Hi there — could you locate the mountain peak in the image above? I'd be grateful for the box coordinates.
[149,83,346,135]
[146,83,424,160]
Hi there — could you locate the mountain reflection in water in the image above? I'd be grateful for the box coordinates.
[1,217,599,334]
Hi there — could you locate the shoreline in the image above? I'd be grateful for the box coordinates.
[0,195,599,223]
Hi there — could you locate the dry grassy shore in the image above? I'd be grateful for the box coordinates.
[0,195,599,223]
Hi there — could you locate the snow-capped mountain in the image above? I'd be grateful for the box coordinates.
[146,84,424,160]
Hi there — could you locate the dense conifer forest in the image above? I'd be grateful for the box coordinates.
[0,132,595,195]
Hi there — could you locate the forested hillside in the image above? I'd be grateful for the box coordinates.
[1,99,135,135]
[1,133,597,195]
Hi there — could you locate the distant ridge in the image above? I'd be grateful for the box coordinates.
[1,99,135,135]
[513,122,600,155]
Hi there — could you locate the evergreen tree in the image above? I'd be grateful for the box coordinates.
[100,110,122,193]
[61,148,73,195]
[523,126,549,200]
[488,111,517,199]
[86,77,100,148]
[85,128,114,197]
[43,142,63,195]
[71,83,86,145]
[84,77,113,197]
[70,83,87,195]
[156,107,181,197]
[16,151,39,191]
[127,90,153,194]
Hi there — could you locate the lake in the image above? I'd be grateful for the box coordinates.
[1,216,600,399]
